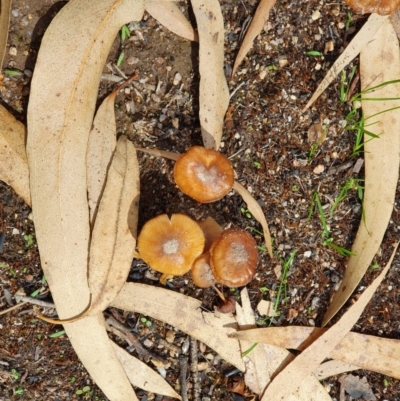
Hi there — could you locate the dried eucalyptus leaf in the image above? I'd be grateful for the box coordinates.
[0,105,30,205]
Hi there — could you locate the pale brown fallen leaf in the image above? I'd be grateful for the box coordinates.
[112,342,182,400]
[145,0,197,42]
[232,0,276,76]
[26,0,144,400]
[191,0,229,149]
[236,289,331,400]
[236,288,269,395]
[314,360,359,381]
[0,0,11,67]
[257,299,277,317]
[87,74,137,225]
[323,18,400,325]
[231,326,400,379]
[112,282,245,371]
[233,181,273,257]
[303,13,388,112]
[261,243,398,400]
[88,136,140,316]
[0,104,30,206]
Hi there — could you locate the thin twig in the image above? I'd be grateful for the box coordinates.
[190,337,201,401]
[0,302,28,316]
[180,355,189,401]
[15,295,55,309]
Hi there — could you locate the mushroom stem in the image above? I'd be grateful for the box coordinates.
[160,273,174,285]
[212,285,226,302]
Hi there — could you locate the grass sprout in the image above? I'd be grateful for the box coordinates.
[330,178,364,217]
[310,191,355,257]
[339,65,357,103]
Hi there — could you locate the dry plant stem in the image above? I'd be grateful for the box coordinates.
[14,295,55,309]
[0,302,28,316]
[180,355,189,401]
[213,285,226,302]
[190,338,201,401]
[105,316,149,361]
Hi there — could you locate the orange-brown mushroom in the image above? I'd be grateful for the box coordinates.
[137,213,205,283]
[174,146,234,203]
[344,0,400,14]
[210,227,258,287]
[191,252,216,288]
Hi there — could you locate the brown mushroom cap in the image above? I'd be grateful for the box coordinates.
[210,227,258,287]
[174,146,234,203]
[344,0,400,15]
[137,213,205,276]
[191,252,216,288]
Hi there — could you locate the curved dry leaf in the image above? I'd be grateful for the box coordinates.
[191,0,229,149]
[236,289,269,395]
[232,0,276,76]
[0,105,30,206]
[87,75,138,225]
[261,243,398,400]
[65,314,139,401]
[235,290,331,400]
[0,0,11,67]
[232,326,400,379]
[112,282,245,371]
[146,0,197,42]
[323,19,400,325]
[26,0,144,400]
[303,13,388,112]
[88,136,139,316]
[112,342,182,400]
[314,360,359,381]
[87,97,117,224]
[233,181,272,257]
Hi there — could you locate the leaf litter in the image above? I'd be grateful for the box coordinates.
[2,0,400,398]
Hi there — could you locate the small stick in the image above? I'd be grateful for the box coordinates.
[15,295,55,309]
[0,295,56,316]
[180,355,189,401]
[0,302,28,316]
[106,316,149,361]
[190,337,201,401]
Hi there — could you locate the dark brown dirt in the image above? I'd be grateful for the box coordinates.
[1,1,400,400]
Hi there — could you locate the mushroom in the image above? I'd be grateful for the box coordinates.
[344,0,400,15]
[198,216,224,252]
[210,227,258,287]
[191,252,216,288]
[191,251,236,313]
[137,213,205,284]
[174,146,234,203]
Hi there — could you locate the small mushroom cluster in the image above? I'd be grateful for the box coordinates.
[137,146,260,307]
[137,214,259,294]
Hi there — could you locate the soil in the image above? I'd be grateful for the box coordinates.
[0,0,400,400]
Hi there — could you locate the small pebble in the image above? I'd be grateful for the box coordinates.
[12,228,19,235]
[303,250,312,258]
[313,164,325,174]
[12,9,19,17]
[173,72,182,86]
[25,274,34,282]
[311,10,321,20]
[166,330,175,343]
[197,362,209,371]
[9,47,17,56]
